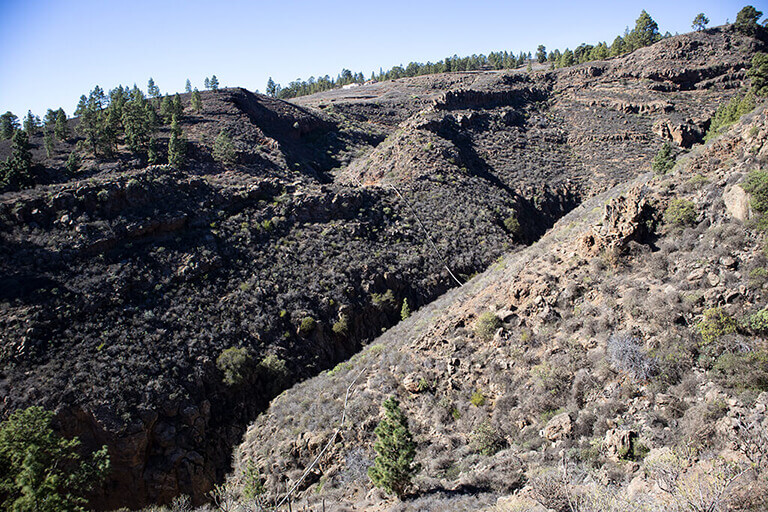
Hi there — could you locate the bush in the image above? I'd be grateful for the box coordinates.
[470,389,486,407]
[503,213,521,235]
[371,289,396,309]
[216,347,253,386]
[299,316,316,337]
[213,129,236,165]
[711,349,768,391]
[332,313,349,335]
[742,169,768,214]
[663,198,697,227]
[0,406,110,511]
[607,332,657,380]
[475,311,502,341]
[696,308,737,346]
[749,52,768,96]
[652,142,676,175]
[471,421,507,456]
[705,92,756,141]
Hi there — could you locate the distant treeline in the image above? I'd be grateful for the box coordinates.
[269,10,668,100]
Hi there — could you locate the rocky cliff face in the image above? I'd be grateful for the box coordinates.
[0,26,764,509]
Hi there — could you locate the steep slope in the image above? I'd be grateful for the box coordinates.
[233,98,768,512]
[0,26,764,509]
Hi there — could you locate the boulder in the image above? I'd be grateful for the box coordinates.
[723,184,751,222]
[542,412,573,441]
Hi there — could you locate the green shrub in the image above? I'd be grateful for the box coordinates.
[711,349,768,392]
[503,213,521,235]
[371,289,396,309]
[475,311,502,341]
[299,316,316,337]
[652,142,676,175]
[696,307,737,345]
[748,308,768,334]
[216,347,253,386]
[663,198,697,227]
[471,421,506,456]
[470,389,486,407]
[332,313,349,335]
[213,129,236,164]
[742,169,768,214]
[0,407,110,511]
[750,52,768,97]
[66,151,81,173]
[705,92,756,141]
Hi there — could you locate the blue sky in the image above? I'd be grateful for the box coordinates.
[0,0,759,118]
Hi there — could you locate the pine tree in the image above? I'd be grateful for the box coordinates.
[185,79,192,93]
[204,77,210,90]
[692,13,709,31]
[749,52,768,96]
[160,95,174,123]
[210,75,219,91]
[2,130,33,190]
[368,397,419,499]
[0,111,19,140]
[213,129,236,164]
[0,406,110,512]
[191,88,202,113]
[43,108,58,131]
[74,95,88,116]
[23,110,40,135]
[147,77,160,98]
[122,88,154,155]
[54,109,69,141]
[266,77,277,97]
[627,10,660,51]
[735,5,763,35]
[536,45,547,63]
[167,114,186,168]
[44,131,55,159]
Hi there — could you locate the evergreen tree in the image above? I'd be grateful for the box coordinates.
[122,88,155,155]
[0,111,20,140]
[185,78,192,93]
[368,397,419,499]
[609,35,626,57]
[735,5,763,35]
[43,109,58,131]
[74,95,88,116]
[160,95,174,123]
[66,151,81,174]
[167,114,186,168]
[627,10,660,50]
[0,406,110,512]
[749,52,768,96]
[54,109,69,141]
[172,93,183,118]
[204,77,210,89]
[213,129,236,164]
[147,77,160,98]
[2,130,33,190]
[692,13,710,31]
[147,137,159,164]
[23,110,40,135]
[191,88,202,112]
[210,75,220,91]
[536,45,547,63]
[266,77,277,97]
[560,48,574,67]
[44,131,55,159]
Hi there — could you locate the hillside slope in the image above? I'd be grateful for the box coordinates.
[233,96,768,512]
[0,25,764,508]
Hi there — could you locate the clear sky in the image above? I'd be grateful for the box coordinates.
[0,0,760,118]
